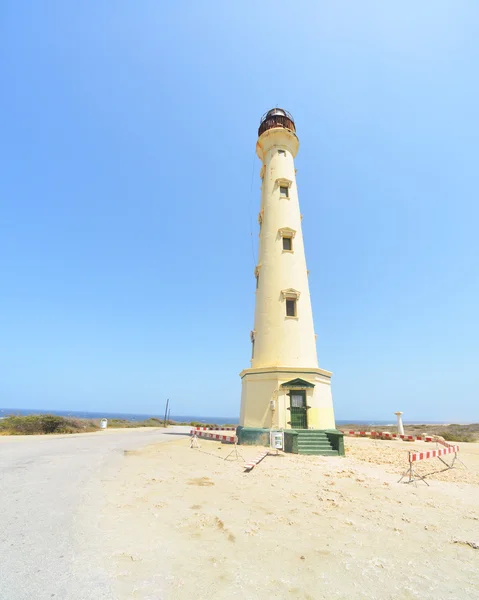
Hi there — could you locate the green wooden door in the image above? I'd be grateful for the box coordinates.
[290,391,307,429]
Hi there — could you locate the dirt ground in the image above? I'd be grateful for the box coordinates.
[100,434,479,600]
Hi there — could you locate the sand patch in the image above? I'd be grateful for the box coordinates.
[100,437,479,599]
[187,476,215,487]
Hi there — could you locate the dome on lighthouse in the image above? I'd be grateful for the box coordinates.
[258,108,296,137]
[265,108,289,119]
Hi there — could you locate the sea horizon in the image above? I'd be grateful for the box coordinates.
[0,407,462,426]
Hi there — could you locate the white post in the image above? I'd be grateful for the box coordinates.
[394,412,404,436]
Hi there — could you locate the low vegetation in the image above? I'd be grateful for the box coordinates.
[186,421,237,428]
[0,414,238,435]
[0,414,98,435]
[106,417,165,428]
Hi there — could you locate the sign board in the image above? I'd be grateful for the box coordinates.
[270,431,284,450]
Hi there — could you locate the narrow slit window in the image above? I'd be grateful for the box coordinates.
[280,186,289,198]
[278,149,286,156]
[256,273,259,289]
[282,236,292,251]
[286,298,297,317]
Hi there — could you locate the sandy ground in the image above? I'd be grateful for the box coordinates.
[100,434,479,600]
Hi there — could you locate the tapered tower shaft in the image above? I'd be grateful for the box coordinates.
[252,113,318,368]
[239,109,336,432]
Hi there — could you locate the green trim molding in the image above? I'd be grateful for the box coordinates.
[236,427,271,446]
[281,378,315,388]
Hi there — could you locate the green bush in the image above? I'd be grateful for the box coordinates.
[39,414,65,433]
[0,414,98,435]
[106,417,166,428]
[442,431,476,443]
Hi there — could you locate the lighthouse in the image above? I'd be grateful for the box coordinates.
[239,109,339,446]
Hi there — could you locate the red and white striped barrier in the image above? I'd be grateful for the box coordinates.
[410,445,459,462]
[341,430,434,442]
[244,451,269,472]
[190,429,236,443]
[193,427,237,431]
[399,445,461,485]
[436,438,455,449]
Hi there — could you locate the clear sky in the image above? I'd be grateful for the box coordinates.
[1,2,478,421]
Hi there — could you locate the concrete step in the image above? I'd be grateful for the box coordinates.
[299,449,339,456]
[296,431,338,455]
[298,444,332,450]
[299,440,330,445]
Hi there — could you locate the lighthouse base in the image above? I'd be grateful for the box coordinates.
[239,366,336,431]
[236,427,345,456]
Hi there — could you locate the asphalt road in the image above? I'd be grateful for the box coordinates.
[0,426,190,600]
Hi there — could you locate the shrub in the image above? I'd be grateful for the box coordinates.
[0,414,98,435]
[39,414,65,433]
[442,431,476,443]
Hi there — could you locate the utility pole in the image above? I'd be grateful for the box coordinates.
[163,398,169,428]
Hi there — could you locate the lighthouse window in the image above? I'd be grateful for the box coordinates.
[286,298,297,317]
[278,149,286,156]
[280,186,289,198]
[282,236,293,251]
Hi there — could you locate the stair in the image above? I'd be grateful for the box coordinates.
[296,430,339,456]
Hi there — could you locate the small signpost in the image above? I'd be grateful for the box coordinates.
[270,430,284,455]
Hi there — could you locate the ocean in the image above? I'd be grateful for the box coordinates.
[0,407,448,426]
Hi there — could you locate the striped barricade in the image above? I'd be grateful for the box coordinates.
[244,451,269,472]
[341,431,434,442]
[193,427,237,431]
[189,429,247,462]
[399,445,460,485]
[190,429,236,443]
[436,438,454,449]
[189,429,246,462]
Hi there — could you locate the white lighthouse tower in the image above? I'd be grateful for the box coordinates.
[239,109,337,434]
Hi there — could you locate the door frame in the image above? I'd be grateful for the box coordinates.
[288,389,308,429]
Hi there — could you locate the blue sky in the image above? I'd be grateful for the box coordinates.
[1,1,478,421]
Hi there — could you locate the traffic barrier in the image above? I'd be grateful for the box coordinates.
[189,429,245,461]
[436,437,454,449]
[193,427,236,431]
[341,430,434,442]
[244,451,269,472]
[399,445,461,485]
[190,429,236,443]
[190,430,272,469]
[410,446,459,462]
